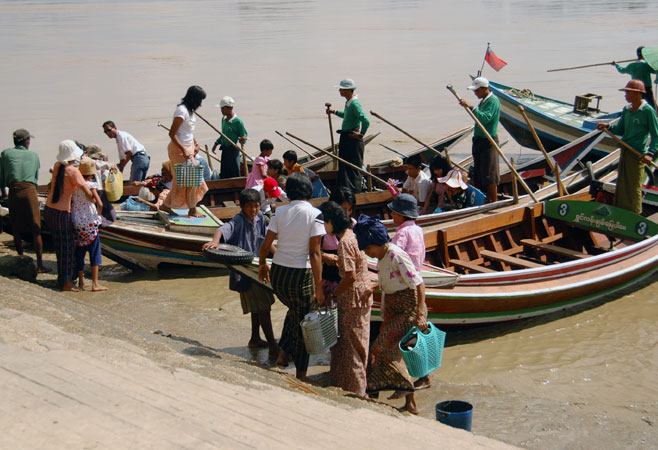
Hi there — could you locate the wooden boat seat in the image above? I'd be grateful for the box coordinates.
[449,259,496,274]
[480,249,544,269]
[521,238,589,259]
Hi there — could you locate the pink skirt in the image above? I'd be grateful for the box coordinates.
[163,142,208,209]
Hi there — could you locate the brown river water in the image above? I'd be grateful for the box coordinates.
[2,0,658,448]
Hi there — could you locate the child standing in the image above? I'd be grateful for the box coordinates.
[202,188,279,359]
[72,158,106,291]
[353,215,427,414]
[246,139,274,189]
[319,201,372,398]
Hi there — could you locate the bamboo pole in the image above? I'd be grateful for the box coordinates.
[602,128,658,170]
[158,121,221,165]
[285,132,390,188]
[325,103,338,171]
[517,106,568,196]
[275,130,316,159]
[547,58,637,73]
[446,84,539,202]
[511,157,519,204]
[369,110,466,171]
[204,144,214,172]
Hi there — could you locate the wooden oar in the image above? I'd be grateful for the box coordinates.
[158,122,221,165]
[517,105,568,196]
[195,112,254,164]
[369,110,466,171]
[378,143,428,168]
[325,102,338,170]
[446,84,539,202]
[602,128,658,170]
[274,130,316,159]
[285,132,390,188]
[547,58,637,73]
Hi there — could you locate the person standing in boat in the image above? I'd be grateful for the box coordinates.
[458,77,500,204]
[0,129,47,273]
[211,96,248,179]
[597,79,658,214]
[101,121,150,182]
[326,78,370,194]
[161,85,209,218]
[613,47,657,110]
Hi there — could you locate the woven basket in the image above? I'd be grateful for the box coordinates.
[301,306,338,355]
[399,322,446,378]
[174,163,204,187]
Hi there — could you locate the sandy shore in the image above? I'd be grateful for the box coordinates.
[0,237,517,449]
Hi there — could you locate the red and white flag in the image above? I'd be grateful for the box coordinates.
[485,46,507,72]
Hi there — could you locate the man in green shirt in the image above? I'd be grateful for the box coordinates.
[459,77,500,203]
[211,96,248,179]
[614,46,657,110]
[597,80,658,214]
[0,129,47,272]
[326,78,370,193]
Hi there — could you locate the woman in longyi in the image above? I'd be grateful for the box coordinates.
[161,85,209,217]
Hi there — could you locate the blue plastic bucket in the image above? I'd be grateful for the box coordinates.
[435,400,473,431]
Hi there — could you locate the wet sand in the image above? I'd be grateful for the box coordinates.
[2,234,657,448]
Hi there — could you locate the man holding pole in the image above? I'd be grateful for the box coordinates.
[326,78,370,194]
[613,47,657,110]
[212,96,248,179]
[597,79,658,214]
[458,77,500,203]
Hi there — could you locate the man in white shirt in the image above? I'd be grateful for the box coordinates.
[401,154,431,213]
[102,120,150,182]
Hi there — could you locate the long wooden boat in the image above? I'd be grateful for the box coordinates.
[395,193,658,326]
[489,79,620,155]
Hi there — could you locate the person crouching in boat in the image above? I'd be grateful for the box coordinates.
[436,169,469,212]
[161,85,209,218]
[421,154,452,215]
[597,79,658,214]
[353,215,427,414]
[319,201,372,398]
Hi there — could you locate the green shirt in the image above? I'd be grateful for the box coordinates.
[473,93,500,138]
[616,61,657,89]
[336,96,370,135]
[0,145,40,188]
[215,115,247,147]
[609,101,658,154]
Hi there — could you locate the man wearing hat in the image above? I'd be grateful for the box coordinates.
[597,79,658,214]
[0,129,47,272]
[211,96,248,179]
[101,121,150,182]
[326,78,371,193]
[459,76,500,203]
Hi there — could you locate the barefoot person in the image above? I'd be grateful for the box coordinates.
[597,79,658,214]
[203,189,279,359]
[0,129,47,272]
[459,76,500,203]
[353,215,428,414]
[44,141,96,291]
[258,173,325,379]
[161,86,209,217]
[72,158,107,292]
[319,201,372,398]
[211,96,248,179]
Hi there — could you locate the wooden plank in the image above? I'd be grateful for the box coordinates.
[449,259,496,273]
[521,238,588,259]
[480,249,544,269]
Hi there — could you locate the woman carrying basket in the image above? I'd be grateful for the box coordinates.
[353,215,427,414]
[161,85,209,217]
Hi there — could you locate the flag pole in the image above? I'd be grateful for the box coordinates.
[477,43,489,77]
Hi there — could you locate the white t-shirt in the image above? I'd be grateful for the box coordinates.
[173,104,196,147]
[402,169,432,203]
[115,130,146,160]
[267,200,324,269]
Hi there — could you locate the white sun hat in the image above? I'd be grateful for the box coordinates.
[218,96,235,108]
[438,169,468,190]
[467,77,489,90]
[56,140,83,163]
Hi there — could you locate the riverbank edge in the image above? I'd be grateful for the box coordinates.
[0,274,518,449]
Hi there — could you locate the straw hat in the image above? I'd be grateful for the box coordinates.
[79,157,97,176]
[56,140,83,163]
[620,79,646,94]
[438,169,468,190]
